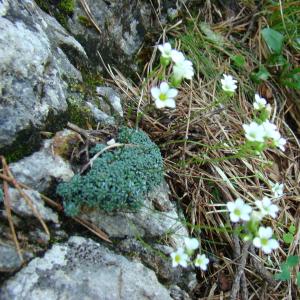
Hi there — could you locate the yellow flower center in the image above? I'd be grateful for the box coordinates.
[261,238,268,246]
[234,208,241,216]
[175,254,181,263]
[159,93,167,101]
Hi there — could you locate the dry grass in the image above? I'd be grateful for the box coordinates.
[105,4,300,299]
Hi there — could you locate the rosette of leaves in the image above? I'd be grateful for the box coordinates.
[57,127,164,216]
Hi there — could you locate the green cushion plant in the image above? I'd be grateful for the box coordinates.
[57,127,164,216]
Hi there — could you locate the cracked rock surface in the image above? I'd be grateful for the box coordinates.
[0,236,172,300]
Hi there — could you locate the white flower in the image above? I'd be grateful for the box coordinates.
[253,94,267,110]
[271,182,284,198]
[171,50,186,64]
[227,198,252,223]
[151,82,178,109]
[184,238,199,252]
[251,210,264,221]
[170,248,189,268]
[173,59,194,81]
[261,120,278,139]
[194,254,209,271]
[221,74,237,93]
[261,121,287,151]
[255,197,279,218]
[272,132,287,151]
[243,122,265,142]
[253,226,279,254]
[158,42,173,59]
[266,103,272,114]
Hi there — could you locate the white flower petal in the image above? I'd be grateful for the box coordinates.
[184,238,199,250]
[171,50,185,63]
[164,98,176,108]
[155,99,166,109]
[253,237,262,248]
[230,212,240,223]
[258,226,273,239]
[221,74,237,92]
[151,87,161,99]
[166,88,178,98]
[262,245,272,254]
[226,201,235,212]
[268,239,279,250]
[160,82,170,93]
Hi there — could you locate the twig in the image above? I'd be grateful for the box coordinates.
[2,163,23,262]
[249,245,277,287]
[79,0,102,34]
[241,271,248,300]
[0,171,111,243]
[1,157,50,237]
[80,143,129,174]
[73,217,111,243]
[230,241,251,300]
[67,122,95,142]
[232,225,248,300]
[233,225,241,258]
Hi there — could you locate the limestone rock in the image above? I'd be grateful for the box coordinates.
[9,139,74,193]
[96,86,123,117]
[0,236,172,300]
[0,243,32,273]
[80,181,189,249]
[0,0,86,151]
[85,101,115,125]
[7,188,59,223]
[67,0,152,74]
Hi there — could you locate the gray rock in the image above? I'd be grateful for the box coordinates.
[85,101,115,125]
[0,236,172,300]
[96,86,123,117]
[170,285,191,300]
[0,243,22,272]
[80,181,189,249]
[67,0,152,74]
[0,0,86,150]
[9,139,74,193]
[7,188,59,223]
[0,243,33,272]
[117,238,182,285]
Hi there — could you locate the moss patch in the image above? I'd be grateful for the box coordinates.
[78,15,94,28]
[1,125,41,163]
[66,96,96,129]
[35,0,75,29]
[1,109,68,163]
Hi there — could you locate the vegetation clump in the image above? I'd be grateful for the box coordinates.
[57,127,164,216]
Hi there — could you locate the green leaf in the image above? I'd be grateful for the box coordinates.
[200,22,225,45]
[275,270,291,281]
[281,79,300,90]
[297,272,300,287]
[286,256,299,267]
[231,55,245,68]
[267,53,287,66]
[289,224,296,234]
[251,65,271,83]
[261,28,284,54]
[283,232,294,244]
